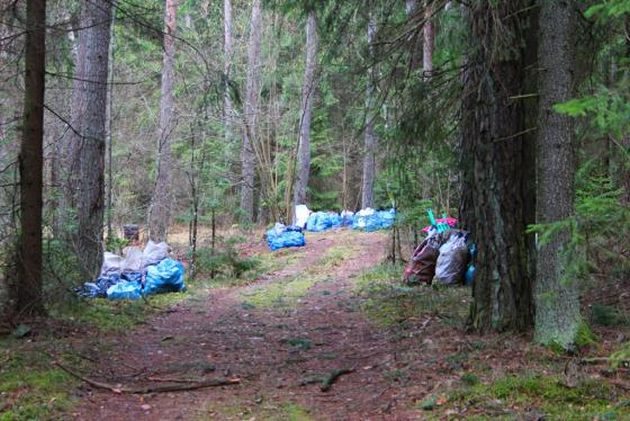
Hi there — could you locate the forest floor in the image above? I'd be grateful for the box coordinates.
[1,229,629,420]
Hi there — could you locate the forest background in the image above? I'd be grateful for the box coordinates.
[0,0,628,351]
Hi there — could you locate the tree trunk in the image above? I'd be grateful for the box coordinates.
[422,0,434,78]
[293,10,319,213]
[16,0,46,316]
[224,0,233,142]
[534,0,580,349]
[460,1,536,333]
[240,0,263,223]
[106,1,116,242]
[149,0,178,242]
[60,0,113,279]
[361,11,377,210]
[405,0,422,71]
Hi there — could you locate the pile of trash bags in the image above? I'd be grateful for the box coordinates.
[266,223,306,251]
[295,205,396,233]
[403,229,475,286]
[306,211,343,232]
[352,208,396,232]
[76,241,186,300]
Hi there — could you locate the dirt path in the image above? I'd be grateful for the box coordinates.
[70,230,448,420]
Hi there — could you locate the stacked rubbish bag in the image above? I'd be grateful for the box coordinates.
[266,223,306,251]
[306,211,342,232]
[352,208,396,232]
[76,241,186,300]
[403,227,476,286]
[294,204,394,233]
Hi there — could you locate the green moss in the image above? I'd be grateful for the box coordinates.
[448,373,629,420]
[354,264,469,327]
[0,353,76,420]
[241,274,322,308]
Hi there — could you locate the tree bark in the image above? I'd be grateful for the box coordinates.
[149,0,178,242]
[240,0,263,223]
[534,0,580,349]
[60,0,113,279]
[422,0,434,78]
[405,0,422,71]
[224,0,233,142]
[460,1,536,333]
[16,0,46,316]
[361,11,378,210]
[293,10,319,213]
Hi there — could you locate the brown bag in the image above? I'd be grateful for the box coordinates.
[403,237,440,285]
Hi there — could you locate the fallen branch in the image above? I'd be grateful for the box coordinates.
[55,362,239,394]
[320,368,355,392]
[147,376,205,383]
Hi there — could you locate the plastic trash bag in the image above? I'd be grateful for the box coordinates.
[266,224,306,251]
[352,208,375,230]
[403,235,441,285]
[341,210,354,226]
[435,233,469,285]
[144,258,186,296]
[306,212,331,232]
[143,240,170,266]
[294,204,311,229]
[101,252,124,276]
[76,273,120,298]
[378,209,396,229]
[122,247,144,272]
[107,280,142,300]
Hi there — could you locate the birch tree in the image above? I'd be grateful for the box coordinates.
[240,0,263,223]
[293,9,319,212]
[361,9,377,210]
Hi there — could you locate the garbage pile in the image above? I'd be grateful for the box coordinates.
[351,208,396,232]
[306,211,343,232]
[266,223,306,251]
[76,241,186,300]
[295,204,395,233]
[403,228,475,286]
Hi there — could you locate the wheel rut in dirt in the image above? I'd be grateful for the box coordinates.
[72,230,424,420]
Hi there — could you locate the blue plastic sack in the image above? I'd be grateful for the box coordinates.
[306,212,341,232]
[144,258,186,296]
[267,227,306,251]
[353,209,396,231]
[106,280,142,300]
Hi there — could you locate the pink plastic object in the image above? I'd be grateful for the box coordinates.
[421,217,458,233]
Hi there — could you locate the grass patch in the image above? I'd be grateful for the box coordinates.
[241,275,322,308]
[201,399,313,421]
[447,373,629,420]
[239,243,357,309]
[354,264,470,327]
[0,349,76,420]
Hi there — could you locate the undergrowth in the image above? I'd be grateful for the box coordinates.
[0,347,76,420]
[444,373,630,420]
[354,264,470,327]
[239,245,350,309]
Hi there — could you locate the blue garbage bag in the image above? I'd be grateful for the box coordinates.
[364,213,383,232]
[306,212,321,231]
[76,273,120,298]
[378,209,396,229]
[144,258,186,296]
[266,226,306,251]
[107,280,142,300]
[121,271,143,283]
[330,213,342,228]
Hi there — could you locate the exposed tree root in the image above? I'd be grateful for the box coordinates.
[55,362,239,394]
[320,368,355,392]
